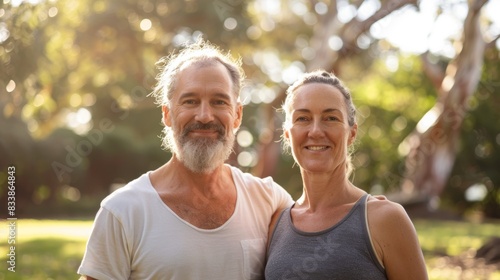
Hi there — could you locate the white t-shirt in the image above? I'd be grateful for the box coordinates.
[78,165,293,280]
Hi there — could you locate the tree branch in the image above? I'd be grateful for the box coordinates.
[342,0,419,48]
[420,52,446,90]
[486,34,500,49]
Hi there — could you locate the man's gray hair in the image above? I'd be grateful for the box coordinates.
[151,39,245,108]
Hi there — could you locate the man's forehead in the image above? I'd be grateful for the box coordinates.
[180,58,223,71]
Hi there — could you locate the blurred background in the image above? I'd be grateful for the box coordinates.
[1,0,500,278]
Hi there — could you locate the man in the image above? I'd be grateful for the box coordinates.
[78,40,293,279]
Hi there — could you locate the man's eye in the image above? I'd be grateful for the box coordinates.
[183,100,197,105]
[213,100,227,105]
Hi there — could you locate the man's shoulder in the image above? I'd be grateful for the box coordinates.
[228,165,290,199]
[228,165,293,211]
[101,172,153,207]
[228,164,274,186]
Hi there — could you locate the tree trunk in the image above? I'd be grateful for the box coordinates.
[397,0,488,205]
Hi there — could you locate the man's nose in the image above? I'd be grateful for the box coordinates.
[195,102,215,123]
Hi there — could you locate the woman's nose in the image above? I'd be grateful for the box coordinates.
[308,120,324,138]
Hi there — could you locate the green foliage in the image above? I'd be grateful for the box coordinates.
[347,55,437,192]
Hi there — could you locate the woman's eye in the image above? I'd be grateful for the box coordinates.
[326,116,339,121]
[295,116,308,122]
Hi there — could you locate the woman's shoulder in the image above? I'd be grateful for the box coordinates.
[365,195,428,279]
[366,195,411,226]
[365,195,419,267]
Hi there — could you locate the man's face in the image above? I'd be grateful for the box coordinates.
[162,61,242,173]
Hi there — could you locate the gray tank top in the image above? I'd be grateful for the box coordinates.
[265,194,387,280]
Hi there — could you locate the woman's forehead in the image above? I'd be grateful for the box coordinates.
[291,83,345,109]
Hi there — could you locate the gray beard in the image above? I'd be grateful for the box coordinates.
[174,123,235,173]
[179,136,234,173]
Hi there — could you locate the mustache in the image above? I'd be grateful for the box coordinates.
[182,122,226,138]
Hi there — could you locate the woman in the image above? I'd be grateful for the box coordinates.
[265,71,428,279]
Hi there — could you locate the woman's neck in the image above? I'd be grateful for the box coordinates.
[296,169,362,212]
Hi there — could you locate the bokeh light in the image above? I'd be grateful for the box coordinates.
[237,130,254,148]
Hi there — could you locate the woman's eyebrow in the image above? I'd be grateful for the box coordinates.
[292,108,341,113]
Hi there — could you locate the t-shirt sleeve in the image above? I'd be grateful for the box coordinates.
[271,180,294,211]
[78,207,131,280]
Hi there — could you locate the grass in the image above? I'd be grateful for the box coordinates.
[0,219,499,279]
[415,220,500,257]
[414,219,500,280]
[0,219,93,280]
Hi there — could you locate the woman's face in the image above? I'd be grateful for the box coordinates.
[285,83,357,174]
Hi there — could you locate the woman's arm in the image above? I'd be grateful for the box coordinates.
[367,197,428,280]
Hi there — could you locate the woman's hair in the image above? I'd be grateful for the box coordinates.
[150,38,245,108]
[281,70,357,177]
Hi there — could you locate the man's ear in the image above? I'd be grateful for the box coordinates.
[284,128,290,140]
[233,103,243,129]
[162,106,171,127]
[348,123,357,146]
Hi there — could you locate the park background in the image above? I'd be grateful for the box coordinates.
[1,0,500,279]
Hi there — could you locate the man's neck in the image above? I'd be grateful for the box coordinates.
[149,156,237,229]
[151,155,232,195]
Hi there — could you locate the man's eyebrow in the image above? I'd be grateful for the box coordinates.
[178,92,232,99]
[212,93,232,100]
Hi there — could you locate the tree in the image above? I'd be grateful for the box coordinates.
[1,0,499,217]
[399,0,499,206]
[444,46,500,218]
[249,0,500,214]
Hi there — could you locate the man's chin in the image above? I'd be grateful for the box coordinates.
[182,157,223,174]
[178,142,228,173]
[187,132,220,139]
[174,131,235,174]
[185,136,222,146]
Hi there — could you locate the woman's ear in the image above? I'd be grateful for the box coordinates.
[348,123,357,146]
[162,106,171,127]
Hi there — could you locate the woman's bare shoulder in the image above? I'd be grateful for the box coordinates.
[366,195,411,225]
